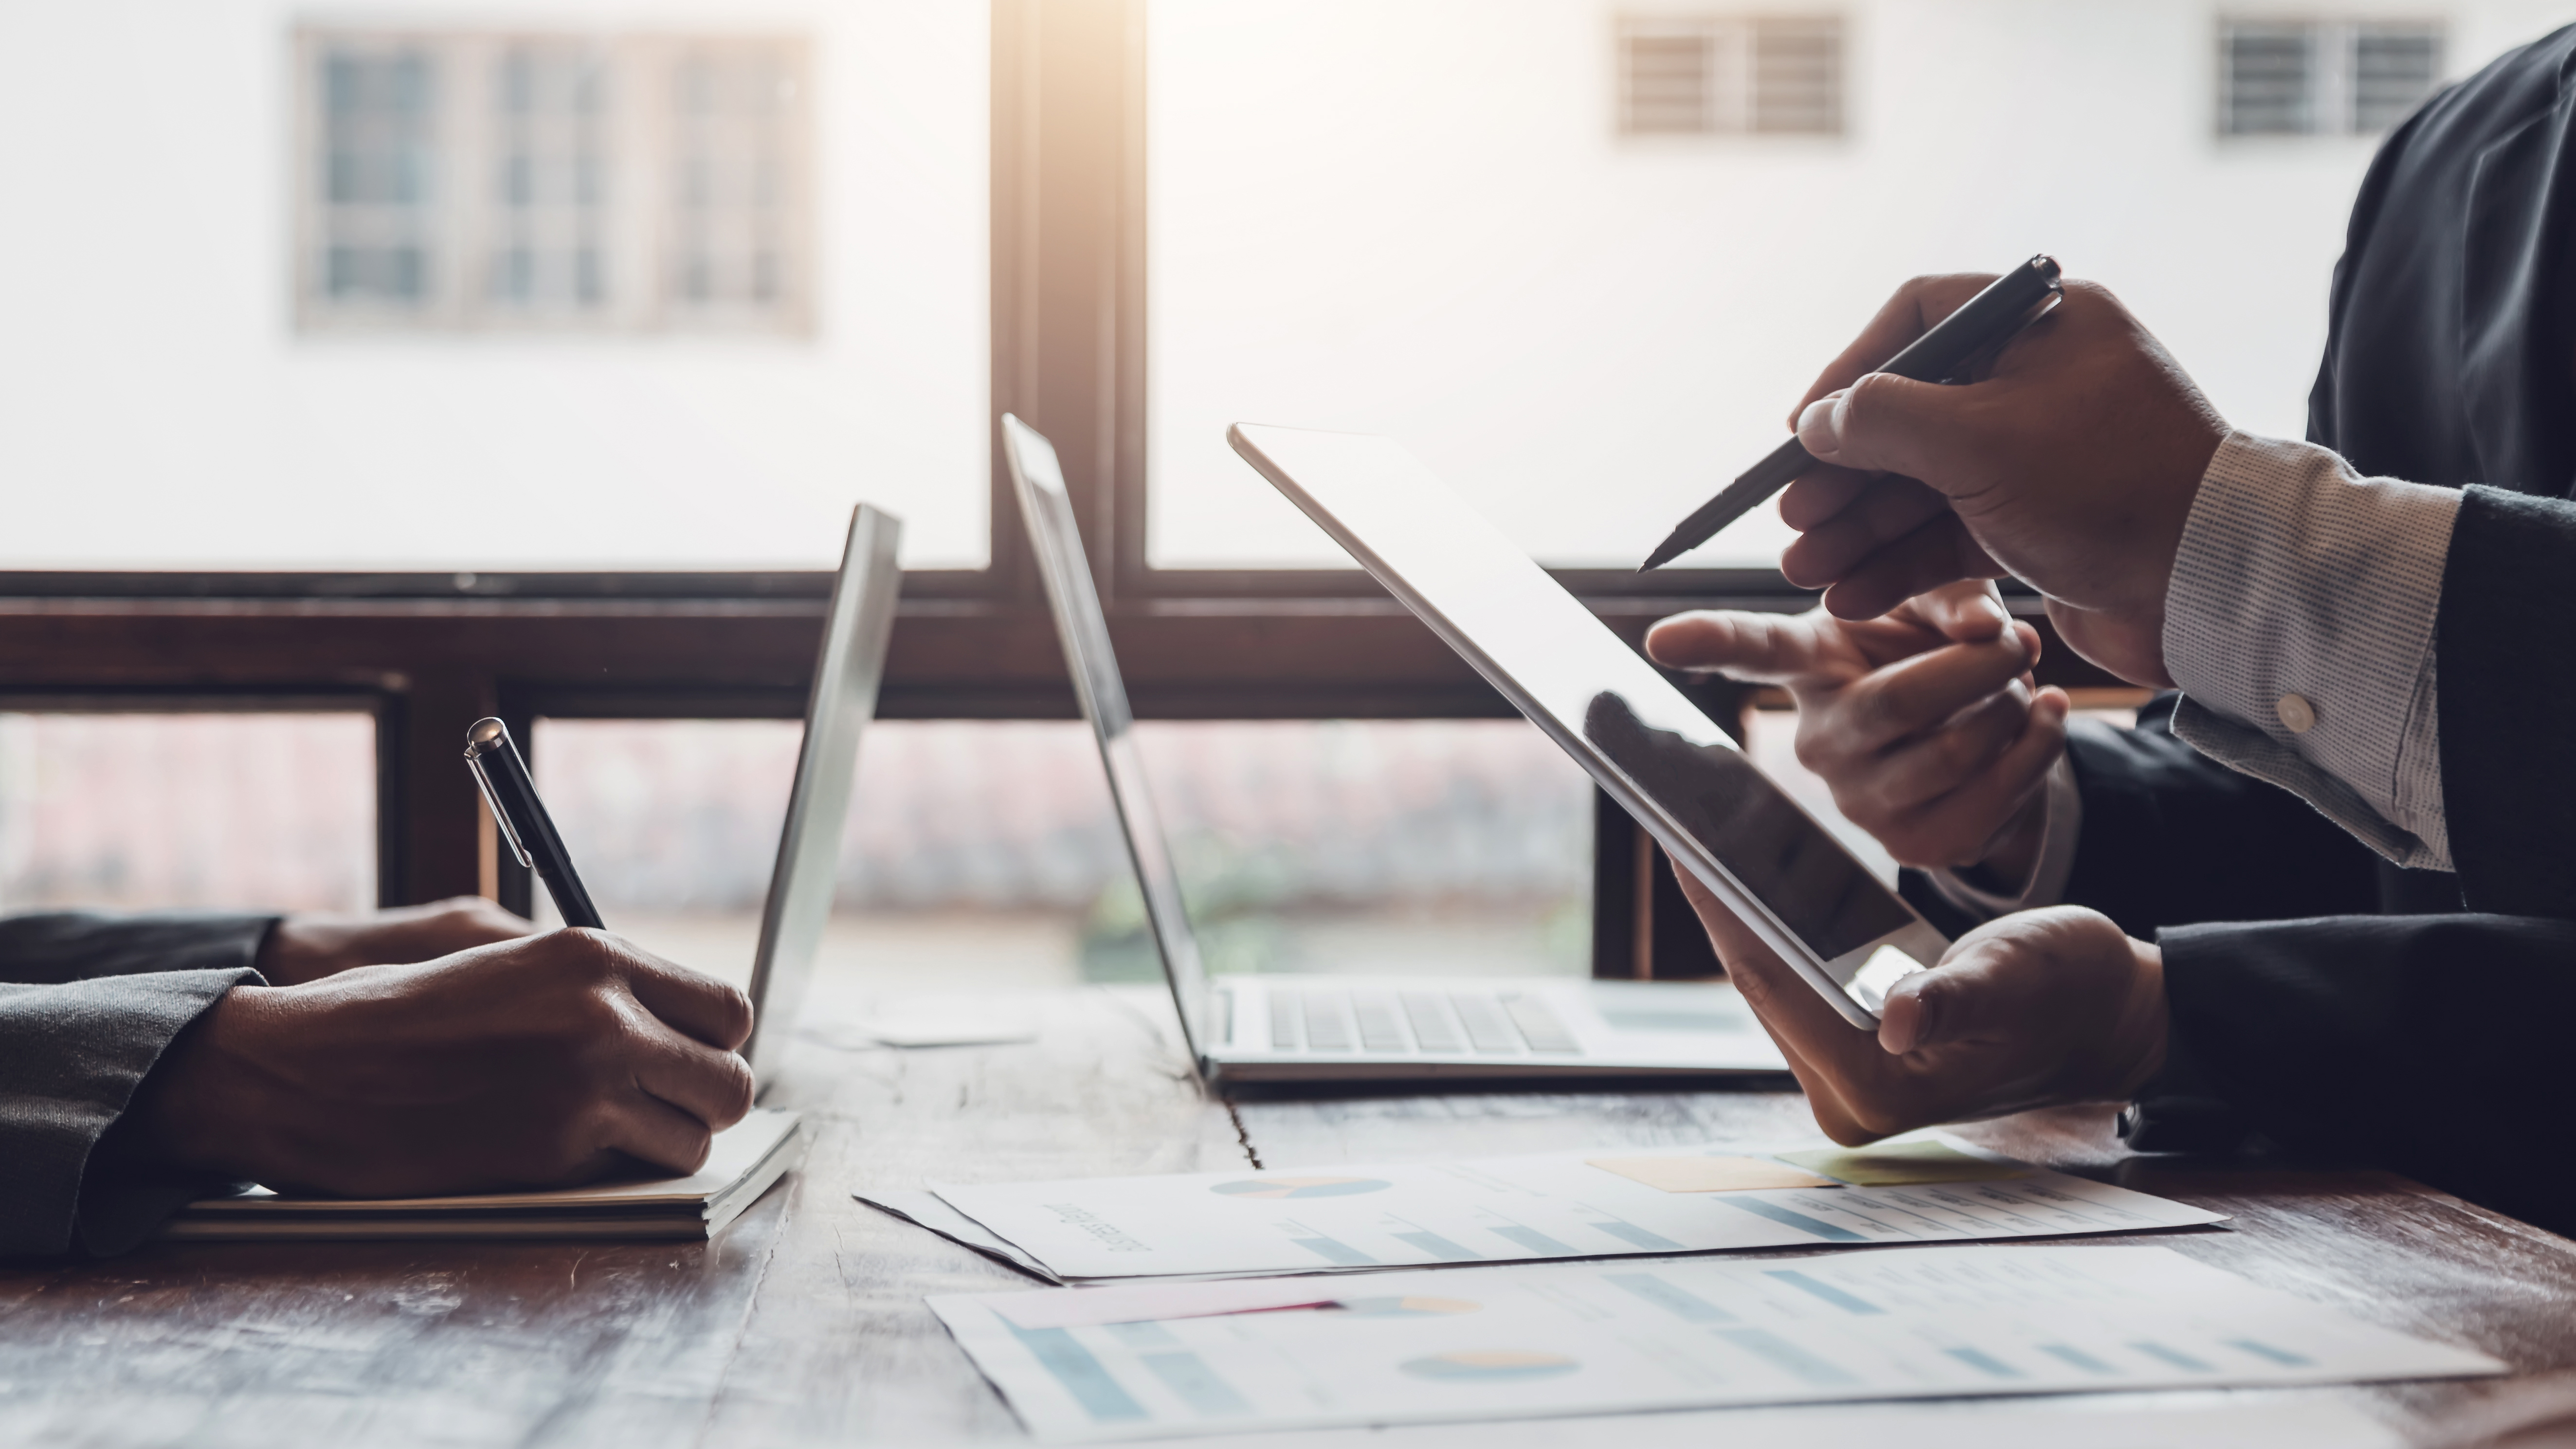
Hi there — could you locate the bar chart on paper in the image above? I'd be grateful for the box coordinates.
[929,1245,2503,1442]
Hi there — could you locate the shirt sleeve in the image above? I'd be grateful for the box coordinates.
[2160,432,2458,872]
[1915,746,2086,923]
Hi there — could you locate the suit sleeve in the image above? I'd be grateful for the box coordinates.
[0,911,276,1261]
[2436,487,2576,919]
[2158,913,2576,1237]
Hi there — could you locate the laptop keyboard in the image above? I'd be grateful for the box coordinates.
[1265,987,1581,1056]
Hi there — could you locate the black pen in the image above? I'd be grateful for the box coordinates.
[464,717,605,930]
[1638,255,2065,571]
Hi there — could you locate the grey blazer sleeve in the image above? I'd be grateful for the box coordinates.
[0,911,276,1260]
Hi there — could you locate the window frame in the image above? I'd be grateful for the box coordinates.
[5,0,2114,916]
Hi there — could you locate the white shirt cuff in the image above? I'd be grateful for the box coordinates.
[2160,432,2456,872]
[1921,747,2085,923]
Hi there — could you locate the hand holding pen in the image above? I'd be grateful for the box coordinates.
[465,718,606,930]
[1640,257,2065,572]
[1765,272,2231,688]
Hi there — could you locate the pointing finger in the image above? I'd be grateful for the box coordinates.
[1645,611,1832,683]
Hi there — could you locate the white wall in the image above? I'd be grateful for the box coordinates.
[1148,0,2572,568]
[4,1,2565,574]
[0,0,989,570]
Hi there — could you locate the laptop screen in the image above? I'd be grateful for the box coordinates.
[742,503,904,1089]
[1000,416,1214,1068]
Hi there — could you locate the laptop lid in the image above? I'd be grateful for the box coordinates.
[998,415,1213,1069]
[741,503,904,1087]
[1227,423,1949,1030]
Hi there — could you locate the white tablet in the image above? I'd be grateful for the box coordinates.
[1228,423,1948,1028]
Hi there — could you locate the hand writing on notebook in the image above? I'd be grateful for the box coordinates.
[121,929,756,1196]
[1677,869,2167,1141]
[1771,274,2227,688]
[1645,580,2068,885]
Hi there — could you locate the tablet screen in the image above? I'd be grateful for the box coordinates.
[1581,690,1911,960]
[1229,422,1935,981]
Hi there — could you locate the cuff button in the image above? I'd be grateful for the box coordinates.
[2276,693,2317,734]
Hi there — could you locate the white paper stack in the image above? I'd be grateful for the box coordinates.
[861,1131,2227,1284]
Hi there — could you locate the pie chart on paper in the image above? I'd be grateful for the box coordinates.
[1209,1176,1392,1200]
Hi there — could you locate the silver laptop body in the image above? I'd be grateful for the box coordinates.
[999,415,1788,1083]
[740,503,904,1090]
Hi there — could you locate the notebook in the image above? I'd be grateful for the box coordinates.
[158,1108,804,1242]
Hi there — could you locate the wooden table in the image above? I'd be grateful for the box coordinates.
[3,985,2571,1446]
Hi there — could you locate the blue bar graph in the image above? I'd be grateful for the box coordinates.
[1288,1235,1376,1266]
[1005,1324,1148,1422]
[1763,1269,1884,1316]
[2228,1338,2313,1367]
[1489,1224,1578,1256]
[1714,1327,1857,1386]
[2038,1342,2117,1374]
[1141,1352,1252,1416]
[1587,1219,1685,1251]
[1392,1230,1482,1261]
[2130,1340,2215,1372]
[1604,1273,1736,1323]
[1944,1347,2024,1379]
[1716,1198,1868,1243]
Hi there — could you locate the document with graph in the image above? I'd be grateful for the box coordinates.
[894,1132,2225,1283]
[930,1243,2502,1442]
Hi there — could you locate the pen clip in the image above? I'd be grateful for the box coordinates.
[464,749,534,870]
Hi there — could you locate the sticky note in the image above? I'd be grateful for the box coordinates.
[1775,1140,2026,1186]
[1585,1156,1836,1193]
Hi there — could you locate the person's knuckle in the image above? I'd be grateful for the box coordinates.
[1843,1102,1909,1141]
[671,1125,716,1175]
[723,1063,758,1123]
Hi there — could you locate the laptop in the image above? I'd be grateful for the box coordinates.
[998,414,1789,1083]
[739,502,905,1089]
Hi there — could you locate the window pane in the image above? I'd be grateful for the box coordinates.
[2222,24,2315,135]
[0,713,375,913]
[2352,25,2442,133]
[488,44,612,313]
[528,718,1590,996]
[0,12,987,570]
[1148,1,2470,570]
[321,48,441,304]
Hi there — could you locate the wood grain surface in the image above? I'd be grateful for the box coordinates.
[2,985,2570,1447]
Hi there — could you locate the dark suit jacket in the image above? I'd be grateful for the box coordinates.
[0,912,273,1260]
[1903,23,2576,1235]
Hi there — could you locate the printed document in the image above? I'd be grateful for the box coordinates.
[897,1133,2224,1282]
[929,1244,2500,1442]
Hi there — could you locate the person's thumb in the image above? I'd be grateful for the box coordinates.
[1874,924,2055,1055]
[1798,372,1983,489]
[1903,580,2011,645]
